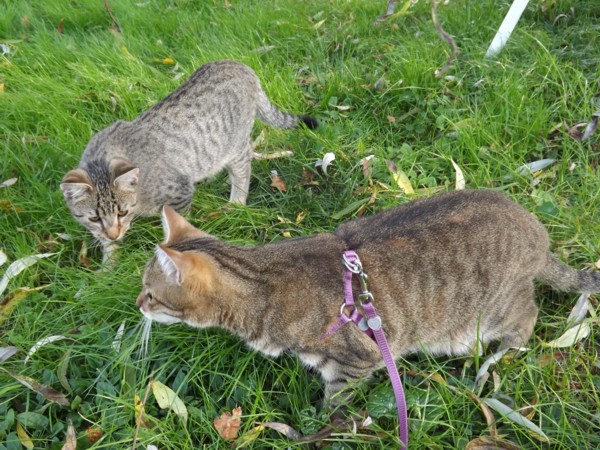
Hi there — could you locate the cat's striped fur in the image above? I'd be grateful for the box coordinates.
[137,190,600,409]
[61,60,317,263]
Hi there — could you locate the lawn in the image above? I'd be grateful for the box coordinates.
[1,0,599,448]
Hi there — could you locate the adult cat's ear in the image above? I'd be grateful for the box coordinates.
[155,244,214,287]
[161,205,211,245]
[61,169,93,203]
[110,158,139,192]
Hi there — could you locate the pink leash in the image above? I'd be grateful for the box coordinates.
[322,250,408,449]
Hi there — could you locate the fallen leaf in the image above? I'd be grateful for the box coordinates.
[386,160,414,194]
[451,159,465,190]
[0,253,56,297]
[387,116,396,123]
[544,321,591,348]
[313,18,327,29]
[236,424,265,447]
[0,367,70,406]
[315,152,336,175]
[300,168,317,186]
[79,241,90,268]
[595,259,600,270]
[567,292,591,325]
[361,155,375,179]
[17,422,34,449]
[260,421,301,440]
[270,170,287,192]
[214,406,242,441]
[85,426,102,444]
[155,57,175,65]
[151,380,188,424]
[112,320,126,353]
[0,199,23,211]
[57,351,72,392]
[0,346,19,363]
[135,394,154,429]
[465,435,521,450]
[57,18,64,34]
[475,347,529,387]
[61,420,76,450]
[483,398,549,442]
[0,177,17,188]
[514,159,556,177]
[25,335,75,365]
[255,45,276,53]
[1,285,50,325]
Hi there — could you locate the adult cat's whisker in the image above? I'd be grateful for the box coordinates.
[135,317,153,359]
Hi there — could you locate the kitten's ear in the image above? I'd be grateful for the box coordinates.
[110,158,139,192]
[61,169,94,203]
[161,205,211,245]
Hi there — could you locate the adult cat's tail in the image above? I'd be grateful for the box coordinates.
[539,252,600,292]
[256,87,318,130]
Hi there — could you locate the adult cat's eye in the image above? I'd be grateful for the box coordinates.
[117,210,128,217]
[89,216,101,222]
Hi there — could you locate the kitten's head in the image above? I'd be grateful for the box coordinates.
[137,205,216,327]
[61,158,139,243]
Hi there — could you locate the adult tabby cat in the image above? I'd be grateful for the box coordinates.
[61,60,317,263]
[136,189,600,407]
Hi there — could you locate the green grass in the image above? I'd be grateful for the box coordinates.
[1,0,599,448]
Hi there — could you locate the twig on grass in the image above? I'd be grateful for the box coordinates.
[431,0,459,78]
[103,0,122,33]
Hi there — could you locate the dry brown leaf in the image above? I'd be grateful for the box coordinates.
[387,115,396,123]
[85,426,102,444]
[300,168,318,186]
[61,421,76,450]
[361,155,374,179]
[57,18,64,34]
[0,367,70,406]
[214,406,242,441]
[79,241,91,268]
[270,171,287,192]
[465,435,521,450]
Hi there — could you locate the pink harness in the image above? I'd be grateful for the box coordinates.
[322,250,408,448]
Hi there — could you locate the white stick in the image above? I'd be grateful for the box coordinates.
[485,0,530,58]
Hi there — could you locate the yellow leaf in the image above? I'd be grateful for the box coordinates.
[151,380,188,424]
[134,394,154,429]
[313,18,327,29]
[0,83,4,93]
[236,424,264,447]
[155,57,175,65]
[0,285,50,325]
[120,44,134,59]
[17,422,34,449]
[391,170,414,194]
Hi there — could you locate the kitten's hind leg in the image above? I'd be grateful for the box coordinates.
[226,145,252,204]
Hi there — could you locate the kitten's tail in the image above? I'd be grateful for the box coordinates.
[255,87,318,130]
[538,252,600,293]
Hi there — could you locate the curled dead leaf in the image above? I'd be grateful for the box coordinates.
[61,421,76,450]
[214,406,242,441]
[270,170,287,192]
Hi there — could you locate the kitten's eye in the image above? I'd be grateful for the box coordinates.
[89,216,101,223]
[147,292,153,302]
[117,210,128,217]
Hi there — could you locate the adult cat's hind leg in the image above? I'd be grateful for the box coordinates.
[226,144,252,204]
[497,286,538,349]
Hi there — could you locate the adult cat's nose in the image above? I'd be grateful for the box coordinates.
[136,293,144,308]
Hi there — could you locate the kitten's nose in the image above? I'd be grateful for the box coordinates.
[136,293,144,308]
[105,224,121,241]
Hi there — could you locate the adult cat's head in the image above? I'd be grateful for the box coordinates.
[61,158,139,243]
[136,205,217,327]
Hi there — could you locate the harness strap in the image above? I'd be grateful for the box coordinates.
[321,250,408,448]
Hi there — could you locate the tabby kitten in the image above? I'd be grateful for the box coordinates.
[136,190,600,406]
[61,60,317,263]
